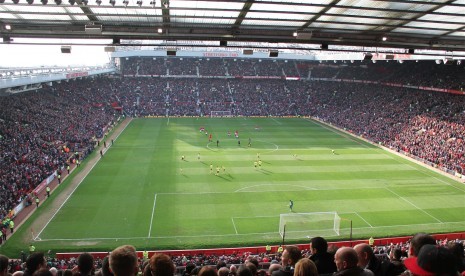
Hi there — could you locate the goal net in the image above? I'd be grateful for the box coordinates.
[279,212,341,239]
[210,111,232,117]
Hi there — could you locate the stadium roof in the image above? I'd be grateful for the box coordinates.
[1,0,465,52]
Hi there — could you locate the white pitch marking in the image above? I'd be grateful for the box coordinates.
[35,119,133,240]
[385,187,442,223]
[271,118,282,125]
[148,193,157,238]
[355,212,373,228]
[231,218,238,234]
[37,220,465,242]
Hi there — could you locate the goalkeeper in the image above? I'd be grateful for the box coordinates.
[289,200,294,212]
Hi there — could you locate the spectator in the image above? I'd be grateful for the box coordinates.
[49,268,58,276]
[354,244,387,276]
[229,265,237,276]
[109,245,138,276]
[76,253,94,276]
[24,253,47,276]
[309,237,337,274]
[403,244,458,276]
[198,267,217,276]
[334,247,374,276]
[387,248,405,276]
[272,246,302,276]
[237,266,254,276]
[448,242,465,273]
[183,263,196,276]
[408,233,436,258]
[149,254,175,276]
[0,255,8,276]
[32,268,53,276]
[218,267,230,276]
[269,263,282,276]
[293,259,318,276]
[100,256,113,276]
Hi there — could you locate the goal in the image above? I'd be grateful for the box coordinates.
[210,111,232,117]
[279,212,341,239]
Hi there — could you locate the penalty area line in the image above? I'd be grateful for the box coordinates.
[231,218,238,234]
[385,187,443,223]
[148,193,157,238]
[355,212,373,228]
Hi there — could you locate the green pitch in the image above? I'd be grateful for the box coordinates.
[3,117,465,255]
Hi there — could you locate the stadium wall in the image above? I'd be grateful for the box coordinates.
[55,232,465,260]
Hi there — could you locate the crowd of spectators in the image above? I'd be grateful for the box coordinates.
[0,77,118,226]
[300,81,465,173]
[2,234,464,276]
[121,57,465,91]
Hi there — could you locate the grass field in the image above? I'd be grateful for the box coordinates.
[2,117,465,255]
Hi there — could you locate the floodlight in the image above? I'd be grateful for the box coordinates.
[26,0,33,4]
[81,0,88,4]
[69,0,75,4]
[55,0,61,4]
[149,0,155,5]
[5,24,11,30]
[12,0,19,4]
[95,0,101,5]
[41,0,47,4]
[157,28,163,33]
[122,0,128,6]
[136,0,142,6]
[109,0,115,6]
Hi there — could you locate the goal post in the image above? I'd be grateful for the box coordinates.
[279,212,341,239]
[210,111,232,117]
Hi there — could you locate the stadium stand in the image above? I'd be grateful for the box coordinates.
[1,57,465,276]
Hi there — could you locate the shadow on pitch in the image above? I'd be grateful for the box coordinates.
[258,169,272,175]
[216,175,232,182]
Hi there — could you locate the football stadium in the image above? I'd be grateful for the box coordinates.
[1,1,465,275]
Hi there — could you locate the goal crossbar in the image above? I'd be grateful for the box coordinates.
[210,111,232,117]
